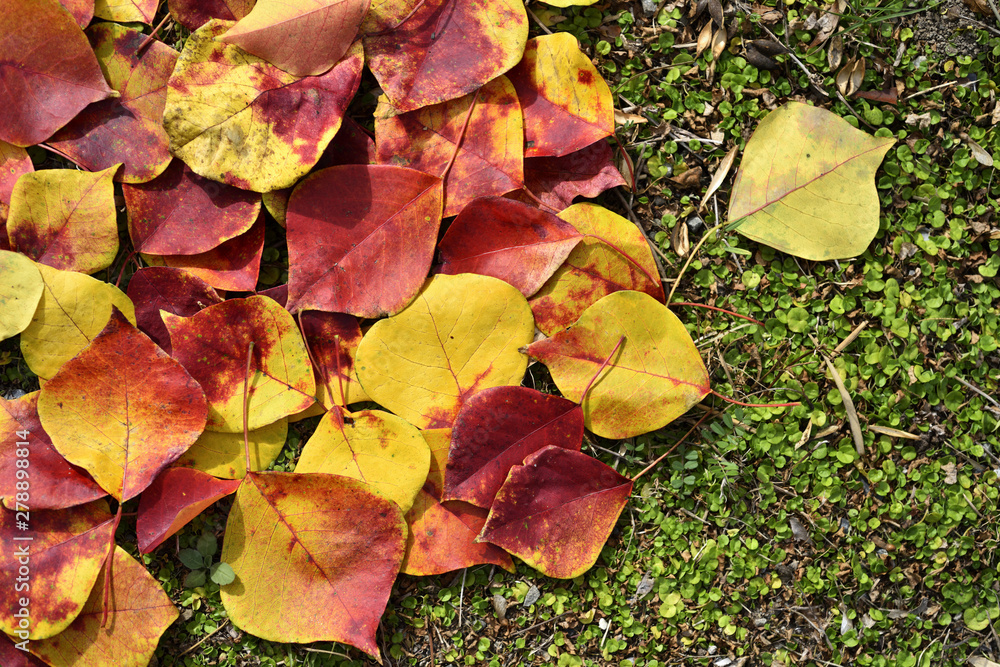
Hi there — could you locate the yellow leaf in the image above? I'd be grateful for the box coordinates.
[356,274,534,429]
[728,101,895,260]
[0,250,43,342]
[94,0,157,24]
[6,165,120,274]
[164,20,364,192]
[527,291,710,439]
[295,409,430,513]
[20,263,135,381]
[174,419,289,479]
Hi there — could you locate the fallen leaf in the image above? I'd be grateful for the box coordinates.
[421,427,452,497]
[529,203,664,335]
[0,142,33,221]
[296,310,370,409]
[0,0,116,147]
[142,212,266,291]
[137,467,241,553]
[362,0,527,112]
[38,309,208,500]
[0,392,106,510]
[59,0,94,27]
[355,273,534,429]
[285,164,442,317]
[527,291,710,438]
[375,76,523,217]
[169,0,255,30]
[126,267,225,354]
[93,0,157,23]
[0,500,114,639]
[124,160,261,255]
[728,101,894,260]
[164,20,363,192]
[0,250,43,342]
[220,0,369,77]
[162,294,315,432]
[47,24,178,184]
[401,490,514,576]
[700,145,738,210]
[221,472,406,658]
[478,446,632,578]
[0,632,47,666]
[444,386,584,508]
[28,546,178,667]
[436,196,582,297]
[508,33,614,158]
[295,408,430,513]
[173,419,288,479]
[19,262,136,381]
[517,139,626,211]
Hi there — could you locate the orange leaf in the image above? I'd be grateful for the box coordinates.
[38,309,208,501]
[221,472,406,658]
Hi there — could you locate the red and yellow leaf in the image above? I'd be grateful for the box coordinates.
[507,33,614,158]
[19,263,135,381]
[374,76,522,216]
[518,139,626,211]
[137,467,241,553]
[0,141,33,222]
[478,446,632,578]
[527,291,710,438]
[221,472,406,658]
[142,212,265,292]
[38,309,208,501]
[0,392,105,511]
[162,295,315,431]
[0,501,113,639]
[169,0,255,30]
[0,631,47,666]
[355,274,534,429]
[93,0,157,24]
[7,166,119,275]
[295,408,430,513]
[126,267,225,354]
[59,0,94,27]
[48,24,178,184]
[444,386,583,508]
[28,546,179,667]
[529,203,664,335]
[421,427,451,497]
[164,20,363,192]
[285,164,442,317]
[0,0,115,147]
[401,490,513,576]
[0,250,43,342]
[297,310,369,409]
[436,196,582,297]
[220,0,369,77]
[362,0,527,112]
[173,419,288,479]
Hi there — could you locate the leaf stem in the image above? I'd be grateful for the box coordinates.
[631,411,711,483]
[364,0,428,37]
[100,505,123,627]
[137,12,172,55]
[578,336,625,407]
[708,389,800,408]
[669,302,763,326]
[297,313,337,409]
[243,342,255,476]
[440,88,481,183]
[666,221,724,304]
[332,334,348,408]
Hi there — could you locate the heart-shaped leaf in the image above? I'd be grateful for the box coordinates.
[728,101,895,260]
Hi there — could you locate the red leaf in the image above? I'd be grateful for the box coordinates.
[401,490,513,576]
[47,24,179,184]
[0,0,115,147]
[298,310,369,408]
[436,197,582,298]
[142,212,265,292]
[443,386,583,508]
[168,0,255,30]
[478,446,632,579]
[126,267,225,354]
[517,139,626,211]
[124,160,261,255]
[0,392,105,511]
[0,632,47,666]
[286,164,442,317]
[375,76,522,217]
[362,0,527,112]
[0,142,32,222]
[137,467,241,553]
[59,0,94,28]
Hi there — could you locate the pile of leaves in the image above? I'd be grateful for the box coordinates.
[0,0,896,664]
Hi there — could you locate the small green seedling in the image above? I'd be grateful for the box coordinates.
[179,533,235,588]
